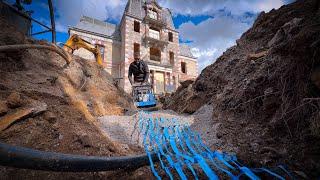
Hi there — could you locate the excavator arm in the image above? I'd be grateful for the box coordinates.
[63,34,104,66]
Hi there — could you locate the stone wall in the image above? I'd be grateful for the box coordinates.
[178,55,198,79]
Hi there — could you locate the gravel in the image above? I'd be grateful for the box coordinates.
[190,104,222,150]
[98,110,194,147]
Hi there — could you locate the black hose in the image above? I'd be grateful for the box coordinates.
[0,142,156,172]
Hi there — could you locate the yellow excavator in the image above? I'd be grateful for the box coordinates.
[63,34,103,66]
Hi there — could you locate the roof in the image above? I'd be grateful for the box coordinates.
[179,44,196,59]
[125,0,175,30]
[71,16,121,41]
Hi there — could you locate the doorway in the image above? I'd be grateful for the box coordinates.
[154,71,165,94]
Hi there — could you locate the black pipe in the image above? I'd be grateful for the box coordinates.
[0,142,156,172]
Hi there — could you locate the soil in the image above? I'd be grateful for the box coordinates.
[0,16,155,179]
[164,0,320,178]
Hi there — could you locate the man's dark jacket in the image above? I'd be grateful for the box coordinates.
[128,59,149,84]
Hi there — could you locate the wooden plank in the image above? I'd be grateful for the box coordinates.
[0,103,47,131]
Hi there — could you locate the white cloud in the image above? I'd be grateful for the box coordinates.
[159,0,286,16]
[159,0,289,70]
[53,0,126,33]
[53,0,286,33]
[179,16,251,70]
[192,48,217,57]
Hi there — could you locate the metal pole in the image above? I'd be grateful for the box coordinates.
[48,0,56,43]
[31,29,51,36]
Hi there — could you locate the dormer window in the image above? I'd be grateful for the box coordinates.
[181,62,187,74]
[148,9,158,20]
[169,52,174,65]
[134,21,140,33]
[168,32,173,42]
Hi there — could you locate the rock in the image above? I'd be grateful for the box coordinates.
[180,80,194,88]
[268,28,285,47]
[260,147,283,160]
[6,92,23,109]
[0,101,8,116]
[247,50,268,61]
[216,132,223,139]
[268,18,303,47]
[31,102,48,115]
[44,111,57,124]
[92,100,105,117]
[35,120,45,127]
[78,134,92,148]
[264,87,274,95]
[58,134,64,140]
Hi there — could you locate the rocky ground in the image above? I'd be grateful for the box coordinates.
[164,0,320,178]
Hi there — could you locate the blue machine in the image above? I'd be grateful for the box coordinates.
[132,84,157,108]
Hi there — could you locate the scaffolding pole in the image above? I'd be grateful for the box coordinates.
[48,0,56,43]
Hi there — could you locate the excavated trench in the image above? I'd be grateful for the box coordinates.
[96,110,293,179]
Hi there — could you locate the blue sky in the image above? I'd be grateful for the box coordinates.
[4,0,295,71]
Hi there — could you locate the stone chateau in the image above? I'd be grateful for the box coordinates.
[68,0,198,94]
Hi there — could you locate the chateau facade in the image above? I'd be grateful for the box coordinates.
[69,0,198,94]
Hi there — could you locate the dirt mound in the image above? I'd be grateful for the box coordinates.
[164,0,320,178]
[0,17,150,179]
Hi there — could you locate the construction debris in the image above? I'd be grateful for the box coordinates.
[6,91,24,109]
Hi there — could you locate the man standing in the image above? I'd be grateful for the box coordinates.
[128,53,150,85]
